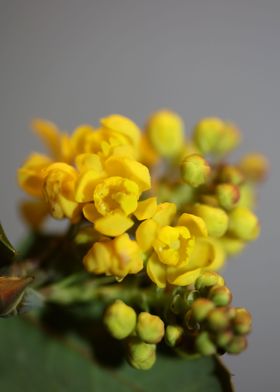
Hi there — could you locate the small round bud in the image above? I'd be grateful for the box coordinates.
[218,165,244,186]
[228,207,260,241]
[233,308,252,335]
[127,337,156,370]
[191,299,215,322]
[146,110,184,157]
[104,300,136,340]
[195,332,217,356]
[216,183,240,210]
[239,153,269,182]
[208,285,232,307]
[180,154,211,188]
[195,271,225,291]
[215,331,234,348]
[215,122,241,155]
[193,117,225,155]
[226,336,247,354]
[207,308,229,331]
[136,312,165,344]
[165,325,184,347]
[192,204,229,238]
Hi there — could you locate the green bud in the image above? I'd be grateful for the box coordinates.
[226,336,247,354]
[180,154,211,188]
[104,300,136,340]
[127,337,156,370]
[216,183,240,210]
[218,165,244,185]
[192,204,229,238]
[185,309,199,330]
[136,312,165,344]
[215,331,234,348]
[165,325,184,347]
[195,332,216,356]
[193,117,225,155]
[214,122,241,155]
[191,299,215,322]
[208,285,232,307]
[207,308,229,331]
[233,308,252,335]
[228,207,260,241]
[195,271,225,292]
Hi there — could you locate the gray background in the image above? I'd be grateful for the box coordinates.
[0,0,279,390]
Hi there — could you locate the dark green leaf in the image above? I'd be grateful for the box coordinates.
[0,317,234,392]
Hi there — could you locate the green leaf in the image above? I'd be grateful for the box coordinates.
[0,317,234,392]
[0,222,16,265]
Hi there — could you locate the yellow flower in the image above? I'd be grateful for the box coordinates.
[153,226,194,266]
[135,202,177,252]
[93,176,140,216]
[43,163,80,221]
[100,114,141,149]
[32,118,73,163]
[146,110,185,157]
[83,233,143,280]
[146,213,225,288]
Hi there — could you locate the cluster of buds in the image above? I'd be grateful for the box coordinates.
[167,272,252,357]
[102,271,252,369]
[103,300,164,369]
[14,110,267,370]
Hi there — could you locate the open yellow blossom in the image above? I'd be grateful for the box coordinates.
[136,202,177,252]
[153,226,194,266]
[17,153,52,197]
[43,163,80,221]
[83,233,143,280]
[100,114,141,149]
[93,176,140,216]
[146,213,225,288]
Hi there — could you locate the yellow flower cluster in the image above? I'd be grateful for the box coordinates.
[18,110,267,287]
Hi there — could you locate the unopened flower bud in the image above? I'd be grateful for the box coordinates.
[226,336,247,354]
[195,332,216,356]
[146,110,184,157]
[180,154,211,188]
[215,122,241,155]
[218,165,244,185]
[136,312,165,344]
[195,271,225,292]
[208,285,232,307]
[191,299,215,322]
[104,300,136,340]
[127,337,156,370]
[193,118,225,155]
[207,308,229,331]
[216,183,240,210]
[228,207,260,241]
[192,204,229,238]
[239,153,269,182]
[233,308,252,335]
[215,331,234,348]
[165,325,184,347]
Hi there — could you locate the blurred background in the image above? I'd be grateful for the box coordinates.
[0,0,279,390]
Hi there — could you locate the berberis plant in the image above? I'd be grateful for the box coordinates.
[0,111,267,391]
